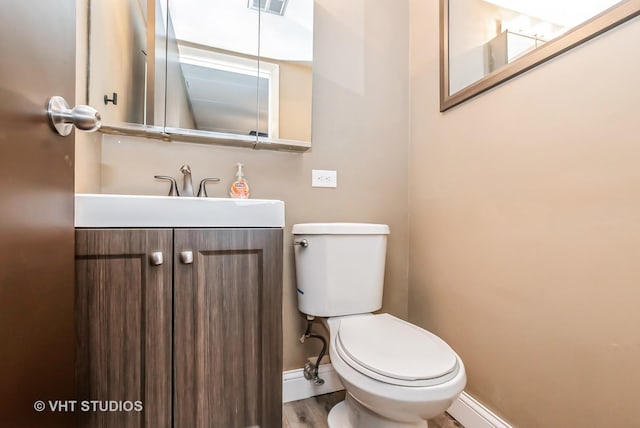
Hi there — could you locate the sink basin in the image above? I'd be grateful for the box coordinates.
[75,194,285,228]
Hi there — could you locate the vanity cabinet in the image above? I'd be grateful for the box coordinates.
[75,228,283,428]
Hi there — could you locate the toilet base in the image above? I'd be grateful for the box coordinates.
[328,400,350,427]
[328,393,428,428]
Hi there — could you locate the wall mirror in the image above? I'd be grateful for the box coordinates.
[87,0,314,151]
[440,0,640,111]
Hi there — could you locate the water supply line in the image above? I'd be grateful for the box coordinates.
[299,315,327,385]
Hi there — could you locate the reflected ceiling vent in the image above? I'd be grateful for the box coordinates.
[248,0,288,16]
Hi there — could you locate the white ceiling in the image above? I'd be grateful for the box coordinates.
[167,0,313,62]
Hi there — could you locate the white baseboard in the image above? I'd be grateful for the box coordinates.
[283,366,510,428]
[447,391,512,428]
[282,363,344,403]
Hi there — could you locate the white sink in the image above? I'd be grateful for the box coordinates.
[75,194,285,228]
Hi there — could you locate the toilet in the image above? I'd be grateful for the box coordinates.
[292,223,466,428]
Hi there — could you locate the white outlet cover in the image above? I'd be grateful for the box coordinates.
[311,170,337,188]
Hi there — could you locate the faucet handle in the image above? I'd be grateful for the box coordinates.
[154,175,180,196]
[197,178,221,197]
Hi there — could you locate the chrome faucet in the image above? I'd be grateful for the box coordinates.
[155,166,220,197]
[180,165,194,197]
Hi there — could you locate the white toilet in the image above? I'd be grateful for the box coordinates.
[292,223,466,428]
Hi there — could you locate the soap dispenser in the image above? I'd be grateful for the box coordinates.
[229,163,250,199]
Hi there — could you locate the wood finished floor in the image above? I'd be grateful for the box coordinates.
[283,391,464,428]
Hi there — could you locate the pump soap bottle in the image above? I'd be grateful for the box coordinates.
[229,163,250,199]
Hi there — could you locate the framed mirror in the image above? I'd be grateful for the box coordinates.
[440,0,640,111]
[86,0,314,150]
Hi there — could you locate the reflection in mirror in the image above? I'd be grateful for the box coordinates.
[165,0,313,142]
[88,0,166,127]
[258,0,314,142]
[441,0,640,111]
[164,0,259,135]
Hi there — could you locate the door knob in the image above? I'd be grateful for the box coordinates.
[47,96,101,136]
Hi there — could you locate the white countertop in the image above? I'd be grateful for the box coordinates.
[75,194,285,228]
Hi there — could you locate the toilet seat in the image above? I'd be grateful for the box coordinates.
[335,314,460,387]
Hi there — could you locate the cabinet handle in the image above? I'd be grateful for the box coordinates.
[149,252,164,265]
[179,251,194,264]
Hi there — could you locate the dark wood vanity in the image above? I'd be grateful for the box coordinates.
[75,228,283,428]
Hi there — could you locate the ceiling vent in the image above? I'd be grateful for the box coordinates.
[248,0,288,16]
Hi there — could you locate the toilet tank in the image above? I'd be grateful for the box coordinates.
[292,223,390,317]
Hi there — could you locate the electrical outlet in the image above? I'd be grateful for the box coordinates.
[311,170,337,188]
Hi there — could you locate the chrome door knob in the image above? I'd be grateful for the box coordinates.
[47,95,101,136]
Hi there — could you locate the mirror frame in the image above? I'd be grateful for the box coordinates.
[440,0,640,111]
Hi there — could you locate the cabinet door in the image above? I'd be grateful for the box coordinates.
[75,229,172,428]
[174,228,283,428]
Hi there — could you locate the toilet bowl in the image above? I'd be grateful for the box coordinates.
[324,314,466,427]
[292,223,466,427]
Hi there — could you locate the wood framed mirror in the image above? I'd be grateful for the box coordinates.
[440,0,640,111]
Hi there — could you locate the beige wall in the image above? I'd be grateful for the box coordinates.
[78,0,409,370]
[410,1,640,427]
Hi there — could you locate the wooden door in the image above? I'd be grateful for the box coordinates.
[173,228,283,428]
[0,1,76,426]
[75,229,173,428]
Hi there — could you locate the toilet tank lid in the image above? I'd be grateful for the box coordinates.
[292,223,390,235]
